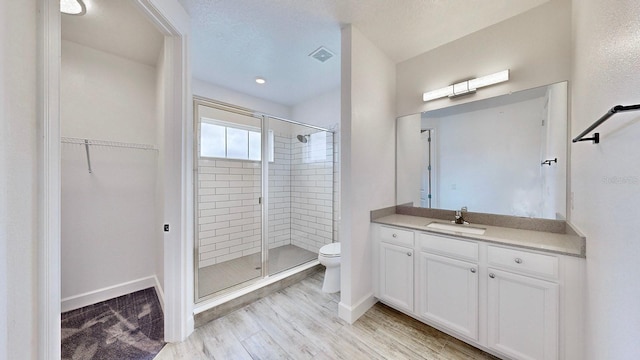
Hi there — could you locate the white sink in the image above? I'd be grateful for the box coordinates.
[425,221,486,235]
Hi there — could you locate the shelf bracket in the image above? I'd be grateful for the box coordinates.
[84,139,92,174]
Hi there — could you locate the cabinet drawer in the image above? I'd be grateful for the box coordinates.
[488,246,559,280]
[380,226,414,247]
[418,233,478,262]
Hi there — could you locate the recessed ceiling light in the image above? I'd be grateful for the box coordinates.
[255,77,266,85]
[60,0,87,15]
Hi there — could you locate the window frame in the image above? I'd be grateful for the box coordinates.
[199,117,274,162]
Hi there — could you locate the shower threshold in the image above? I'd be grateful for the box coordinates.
[194,256,321,327]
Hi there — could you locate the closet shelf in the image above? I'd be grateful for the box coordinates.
[61,137,158,174]
[61,137,158,151]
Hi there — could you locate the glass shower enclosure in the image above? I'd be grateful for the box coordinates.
[194,98,334,302]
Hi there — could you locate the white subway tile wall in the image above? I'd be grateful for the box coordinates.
[268,134,292,250]
[197,129,337,269]
[198,159,262,268]
[289,132,335,252]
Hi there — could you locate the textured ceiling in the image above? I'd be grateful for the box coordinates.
[180,0,549,107]
[63,0,550,106]
[62,0,163,66]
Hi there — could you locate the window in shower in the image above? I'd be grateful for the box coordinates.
[200,119,274,161]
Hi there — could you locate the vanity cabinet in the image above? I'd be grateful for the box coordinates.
[487,268,558,360]
[373,224,583,360]
[378,226,414,312]
[416,233,479,341]
[486,245,559,360]
[417,252,479,340]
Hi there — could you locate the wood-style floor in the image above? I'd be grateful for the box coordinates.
[156,271,498,360]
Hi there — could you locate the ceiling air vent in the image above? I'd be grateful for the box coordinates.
[309,46,335,63]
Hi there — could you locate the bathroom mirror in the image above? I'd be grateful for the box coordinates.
[397,81,568,219]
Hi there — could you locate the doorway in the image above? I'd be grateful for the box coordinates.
[39,1,190,357]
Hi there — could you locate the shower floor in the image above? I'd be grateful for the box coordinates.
[198,244,317,299]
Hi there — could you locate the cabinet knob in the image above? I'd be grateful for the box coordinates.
[407,252,412,256]
[514,258,523,264]
[392,233,397,238]
[470,268,476,273]
[489,273,495,279]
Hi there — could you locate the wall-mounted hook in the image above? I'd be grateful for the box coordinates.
[541,158,557,166]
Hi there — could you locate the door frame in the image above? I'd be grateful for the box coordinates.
[38,1,192,358]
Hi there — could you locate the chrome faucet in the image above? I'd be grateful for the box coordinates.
[454,207,468,224]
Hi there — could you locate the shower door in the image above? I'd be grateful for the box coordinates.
[194,99,264,301]
[265,117,334,276]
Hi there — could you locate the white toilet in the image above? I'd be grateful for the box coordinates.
[318,242,341,293]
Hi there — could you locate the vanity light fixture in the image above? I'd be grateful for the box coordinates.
[255,77,266,85]
[423,69,510,102]
[60,0,86,15]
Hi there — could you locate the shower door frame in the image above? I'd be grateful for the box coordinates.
[193,97,335,304]
[193,97,266,303]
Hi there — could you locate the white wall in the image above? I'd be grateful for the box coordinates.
[396,0,572,117]
[0,1,38,359]
[291,87,341,130]
[395,113,422,206]
[193,78,291,119]
[60,40,160,303]
[571,1,640,359]
[61,41,159,144]
[339,25,396,322]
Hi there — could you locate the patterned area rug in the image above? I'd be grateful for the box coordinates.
[62,287,165,360]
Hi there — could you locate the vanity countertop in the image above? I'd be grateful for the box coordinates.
[372,213,586,258]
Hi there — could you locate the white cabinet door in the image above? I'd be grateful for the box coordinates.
[417,252,478,340]
[379,241,414,312]
[487,268,559,360]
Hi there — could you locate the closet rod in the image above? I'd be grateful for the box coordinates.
[572,104,640,144]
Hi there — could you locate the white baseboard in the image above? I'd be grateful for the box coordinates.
[61,275,164,313]
[154,275,165,313]
[187,314,195,335]
[338,293,377,324]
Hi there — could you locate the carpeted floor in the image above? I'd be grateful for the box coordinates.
[61,287,165,360]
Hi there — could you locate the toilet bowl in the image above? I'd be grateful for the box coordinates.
[318,242,341,293]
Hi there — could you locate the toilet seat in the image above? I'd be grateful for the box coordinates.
[320,243,340,257]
